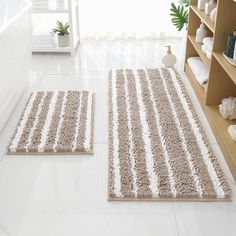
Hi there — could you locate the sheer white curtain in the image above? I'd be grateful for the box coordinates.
[79,0,179,39]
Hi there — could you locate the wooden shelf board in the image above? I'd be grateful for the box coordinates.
[188,35,211,68]
[204,105,236,179]
[191,5,215,33]
[185,63,236,181]
[185,63,207,105]
[213,52,236,85]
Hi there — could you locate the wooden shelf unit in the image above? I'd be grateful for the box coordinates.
[190,5,215,33]
[185,0,236,181]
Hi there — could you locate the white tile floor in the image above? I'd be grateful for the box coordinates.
[0,39,236,236]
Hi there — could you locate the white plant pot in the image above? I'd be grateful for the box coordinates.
[58,34,70,47]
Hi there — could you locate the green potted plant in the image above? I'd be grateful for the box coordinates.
[170,0,190,31]
[52,20,70,47]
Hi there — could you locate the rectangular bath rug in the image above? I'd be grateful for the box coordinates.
[108,68,231,201]
[8,90,94,154]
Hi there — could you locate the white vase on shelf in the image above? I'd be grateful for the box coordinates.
[210,7,217,23]
[233,42,236,61]
[228,125,236,142]
[205,0,216,16]
[197,0,209,11]
[195,23,208,43]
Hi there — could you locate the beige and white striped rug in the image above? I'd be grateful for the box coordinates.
[8,90,94,154]
[108,68,231,201]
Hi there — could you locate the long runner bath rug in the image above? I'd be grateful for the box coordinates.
[8,90,94,154]
[108,68,231,201]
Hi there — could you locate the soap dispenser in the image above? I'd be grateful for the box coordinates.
[161,46,177,68]
[195,22,207,43]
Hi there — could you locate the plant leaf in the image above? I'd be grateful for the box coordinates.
[179,0,190,7]
[170,2,189,31]
[52,21,70,35]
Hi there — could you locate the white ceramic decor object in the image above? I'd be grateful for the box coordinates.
[233,41,236,61]
[197,0,209,11]
[196,23,208,43]
[161,46,177,68]
[58,34,70,47]
[219,97,236,120]
[210,7,217,23]
[228,125,236,142]
[205,0,216,16]
[0,0,31,133]
[223,53,236,67]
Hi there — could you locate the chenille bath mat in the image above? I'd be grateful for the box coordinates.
[8,90,94,154]
[108,68,231,201]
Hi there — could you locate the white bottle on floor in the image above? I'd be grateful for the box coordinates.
[196,23,207,43]
[161,46,177,68]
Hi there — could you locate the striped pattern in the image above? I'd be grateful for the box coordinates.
[8,90,94,154]
[108,68,231,201]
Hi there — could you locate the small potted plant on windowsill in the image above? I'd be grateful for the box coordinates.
[52,20,70,47]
